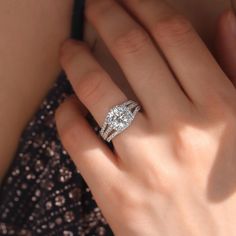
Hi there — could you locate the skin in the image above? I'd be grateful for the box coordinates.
[216,8,236,82]
[0,0,74,180]
[0,1,234,229]
[0,0,234,182]
[84,0,235,106]
[55,0,236,235]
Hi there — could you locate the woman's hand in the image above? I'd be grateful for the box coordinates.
[56,1,236,235]
[82,8,236,111]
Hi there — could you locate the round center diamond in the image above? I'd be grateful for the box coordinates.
[106,105,134,131]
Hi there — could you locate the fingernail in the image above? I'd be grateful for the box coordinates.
[228,10,236,36]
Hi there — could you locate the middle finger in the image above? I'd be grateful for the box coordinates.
[85,0,191,120]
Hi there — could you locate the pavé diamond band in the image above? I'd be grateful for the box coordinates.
[99,100,141,143]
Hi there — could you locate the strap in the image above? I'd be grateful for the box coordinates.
[71,0,85,40]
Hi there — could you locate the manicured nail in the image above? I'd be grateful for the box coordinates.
[228,10,236,36]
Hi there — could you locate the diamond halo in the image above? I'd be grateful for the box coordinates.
[100,100,141,142]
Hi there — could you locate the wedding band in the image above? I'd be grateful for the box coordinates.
[99,100,141,142]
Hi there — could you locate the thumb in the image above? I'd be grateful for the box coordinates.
[215,9,236,85]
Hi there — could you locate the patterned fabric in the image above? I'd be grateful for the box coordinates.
[0,0,114,235]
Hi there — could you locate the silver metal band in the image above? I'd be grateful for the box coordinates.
[99,100,141,142]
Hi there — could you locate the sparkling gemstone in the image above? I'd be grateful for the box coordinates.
[0,223,7,234]
[40,180,54,191]
[12,168,20,176]
[26,173,36,180]
[64,211,75,223]
[68,188,81,201]
[35,190,41,197]
[106,106,134,131]
[45,201,53,210]
[59,167,72,183]
[35,160,44,172]
[16,190,22,196]
[21,183,28,190]
[49,222,55,229]
[55,217,63,225]
[41,225,47,229]
[31,196,37,202]
[96,227,106,235]
[63,231,74,236]
[55,195,65,207]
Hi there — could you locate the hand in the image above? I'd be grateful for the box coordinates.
[83,9,236,108]
[56,1,236,235]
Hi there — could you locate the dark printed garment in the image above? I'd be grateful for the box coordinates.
[0,0,114,235]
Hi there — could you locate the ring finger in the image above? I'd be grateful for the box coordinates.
[60,40,147,161]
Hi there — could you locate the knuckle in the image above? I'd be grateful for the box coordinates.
[56,112,81,149]
[203,91,236,122]
[75,70,107,106]
[153,14,194,46]
[110,183,145,213]
[217,99,236,126]
[60,121,79,148]
[113,27,150,55]
[85,0,115,20]
[142,164,175,196]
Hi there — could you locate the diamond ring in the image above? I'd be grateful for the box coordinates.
[99,100,141,142]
